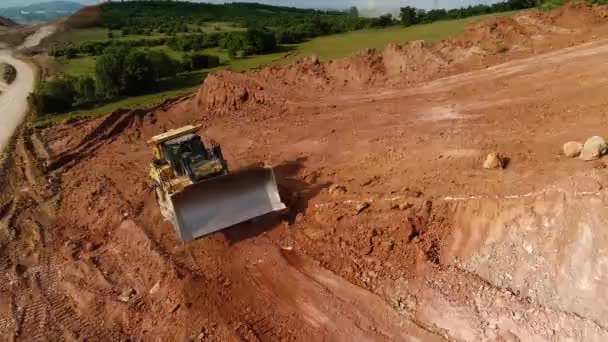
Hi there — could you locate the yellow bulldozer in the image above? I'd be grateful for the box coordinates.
[148,125,286,241]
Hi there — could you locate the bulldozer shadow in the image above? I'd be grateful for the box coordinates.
[222,157,330,244]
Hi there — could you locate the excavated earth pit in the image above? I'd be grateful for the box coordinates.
[4,2,608,341]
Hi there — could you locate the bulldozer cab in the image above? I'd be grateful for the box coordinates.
[163,134,209,179]
[148,125,202,160]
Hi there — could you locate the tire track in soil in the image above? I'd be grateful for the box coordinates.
[177,240,285,341]
[3,215,116,341]
[0,216,51,340]
[35,253,115,341]
[0,134,116,341]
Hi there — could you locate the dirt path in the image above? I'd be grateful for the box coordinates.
[0,25,55,154]
[0,52,35,154]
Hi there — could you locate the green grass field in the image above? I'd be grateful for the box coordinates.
[40,11,519,127]
[287,11,519,61]
[48,21,244,46]
[49,28,109,44]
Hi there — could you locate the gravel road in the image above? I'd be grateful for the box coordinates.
[0,25,55,154]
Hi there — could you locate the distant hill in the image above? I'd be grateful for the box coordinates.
[0,16,18,29]
[0,1,84,24]
[98,1,350,30]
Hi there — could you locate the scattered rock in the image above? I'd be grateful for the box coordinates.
[378,200,397,210]
[83,241,101,252]
[169,303,181,313]
[402,188,423,198]
[398,202,412,210]
[579,136,608,161]
[355,202,370,214]
[118,288,135,303]
[295,213,304,223]
[328,184,347,196]
[149,281,161,295]
[361,176,379,186]
[512,311,522,321]
[563,141,583,158]
[483,152,504,169]
[302,226,326,240]
[380,240,395,253]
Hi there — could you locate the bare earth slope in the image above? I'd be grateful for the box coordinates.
[5,2,608,341]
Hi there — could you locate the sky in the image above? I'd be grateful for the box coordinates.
[0,0,504,11]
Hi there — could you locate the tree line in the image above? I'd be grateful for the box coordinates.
[54,0,543,62]
[29,48,219,116]
[399,0,539,26]
[99,1,370,43]
[51,28,279,59]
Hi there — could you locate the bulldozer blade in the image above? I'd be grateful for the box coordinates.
[170,168,286,241]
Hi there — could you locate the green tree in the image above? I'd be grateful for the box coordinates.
[400,6,418,26]
[74,77,96,104]
[44,78,76,110]
[246,28,277,54]
[64,46,77,59]
[29,77,77,115]
[348,6,359,18]
[222,32,246,59]
[123,50,157,95]
[95,46,129,99]
[183,53,220,70]
[147,50,178,80]
[372,14,394,28]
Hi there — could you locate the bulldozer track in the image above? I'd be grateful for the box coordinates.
[1,207,118,340]
[0,291,15,341]
[19,277,51,341]
[34,254,115,341]
[242,314,279,341]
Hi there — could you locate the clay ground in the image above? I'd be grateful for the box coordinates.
[4,3,608,341]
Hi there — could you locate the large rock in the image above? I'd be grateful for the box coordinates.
[328,184,347,196]
[483,152,504,169]
[563,141,583,158]
[579,136,608,161]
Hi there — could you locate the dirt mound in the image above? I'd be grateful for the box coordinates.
[382,41,448,83]
[546,2,608,28]
[63,5,101,29]
[449,16,535,54]
[254,41,448,92]
[323,48,386,88]
[194,71,288,120]
[240,41,448,97]
[255,56,332,94]
[202,4,608,102]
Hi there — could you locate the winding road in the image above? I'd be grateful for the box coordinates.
[0,25,55,154]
